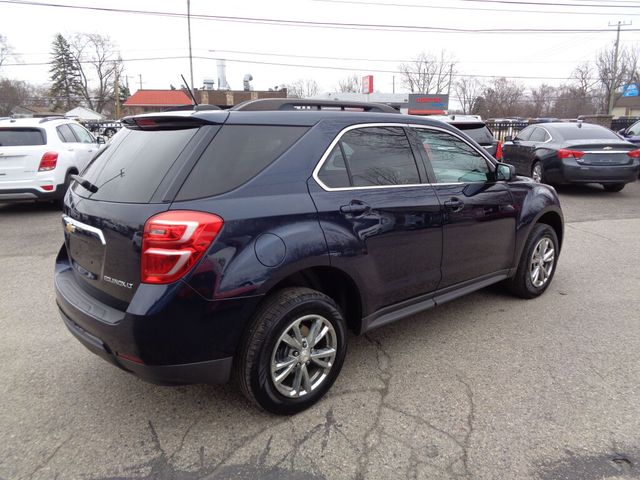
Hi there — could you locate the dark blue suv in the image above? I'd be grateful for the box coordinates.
[55,99,564,414]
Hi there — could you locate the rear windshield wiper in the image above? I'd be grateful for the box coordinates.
[70,174,99,193]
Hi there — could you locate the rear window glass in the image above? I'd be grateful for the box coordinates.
[556,125,620,141]
[453,124,494,144]
[0,128,45,146]
[176,125,308,200]
[74,127,197,203]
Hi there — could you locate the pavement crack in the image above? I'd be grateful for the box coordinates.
[23,435,70,480]
[457,376,476,479]
[566,223,617,243]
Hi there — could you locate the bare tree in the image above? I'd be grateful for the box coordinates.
[529,84,556,117]
[398,50,456,94]
[335,74,360,93]
[0,34,17,71]
[477,77,525,118]
[596,44,639,114]
[454,77,483,114]
[0,79,49,116]
[286,78,320,98]
[69,33,122,114]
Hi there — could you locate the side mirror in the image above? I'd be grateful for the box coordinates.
[495,162,515,181]
[505,135,513,142]
[97,136,106,145]
[618,129,628,136]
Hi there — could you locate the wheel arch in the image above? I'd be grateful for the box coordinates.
[261,266,364,335]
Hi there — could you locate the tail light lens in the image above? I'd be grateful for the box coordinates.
[141,210,224,284]
[557,149,585,159]
[495,141,503,160]
[627,149,640,158]
[38,151,58,171]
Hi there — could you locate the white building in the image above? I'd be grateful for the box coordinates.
[65,107,106,121]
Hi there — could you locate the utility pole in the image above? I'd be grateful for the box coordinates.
[607,20,632,115]
[139,74,142,91]
[114,64,121,119]
[187,0,194,91]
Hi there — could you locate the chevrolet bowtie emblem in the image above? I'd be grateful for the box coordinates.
[603,146,613,150]
[65,222,76,234]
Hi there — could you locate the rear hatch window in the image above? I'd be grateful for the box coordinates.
[73,127,197,203]
[0,128,46,146]
[175,125,308,200]
[453,123,495,145]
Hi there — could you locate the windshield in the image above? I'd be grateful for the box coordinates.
[453,124,495,144]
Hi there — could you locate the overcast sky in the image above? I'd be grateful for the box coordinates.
[1,0,639,99]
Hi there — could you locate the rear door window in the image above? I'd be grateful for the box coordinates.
[176,125,308,200]
[74,127,198,203]
[515,126,534,141]
[529,128,547,142]
[0,128,45,146]
[57,124,77,143]
[338,127,420,187]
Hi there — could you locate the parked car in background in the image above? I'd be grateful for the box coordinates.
[0,117,105,204]
[428,115,502,159]
[502,122,640,192]
[617,119,640,146]
[55,99,564,414]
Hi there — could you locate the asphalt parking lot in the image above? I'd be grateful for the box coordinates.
[1,181,639,480]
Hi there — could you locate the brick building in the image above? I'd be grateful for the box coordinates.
[122,88,288,117]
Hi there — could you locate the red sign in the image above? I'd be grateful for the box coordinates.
[361,75,374,94]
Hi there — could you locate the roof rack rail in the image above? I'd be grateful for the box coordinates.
[231,98,399,114]
[38,115,66,123]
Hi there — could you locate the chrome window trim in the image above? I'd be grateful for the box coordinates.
[312,122,498,192]
[312,123,425,192]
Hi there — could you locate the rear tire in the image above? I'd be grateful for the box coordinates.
[531,161,544,183]
[507,223,558,299]
[237,287,347,415]
[602,183,625,192]
[55,173,73,209]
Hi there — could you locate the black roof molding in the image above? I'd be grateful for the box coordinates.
[231,98,399,114]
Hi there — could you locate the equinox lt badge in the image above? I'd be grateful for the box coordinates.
[103,275,133,289]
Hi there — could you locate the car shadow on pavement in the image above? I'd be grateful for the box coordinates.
[0,201,60,215]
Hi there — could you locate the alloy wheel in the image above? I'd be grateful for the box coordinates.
[270,314,337,398]
[532,163,543,183]
[529,237,555,288]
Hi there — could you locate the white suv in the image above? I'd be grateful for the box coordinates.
[0,116,104,204]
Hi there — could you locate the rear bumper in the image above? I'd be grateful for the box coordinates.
[54,249,262,385]
[60,310,233,384]
[0,183,65,201]
[559,159,640,184]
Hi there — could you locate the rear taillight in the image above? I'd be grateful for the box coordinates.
[141,210,224,284]
[627,149,640,158]
[495,141,503,160]
[557,149,585,159]
[38,151,58,171]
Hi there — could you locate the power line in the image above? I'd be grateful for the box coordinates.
[313,0,640,16]
[1,0,640,34]
[1,53,600,81]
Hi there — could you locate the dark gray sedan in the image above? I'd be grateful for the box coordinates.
[503,122,640,192]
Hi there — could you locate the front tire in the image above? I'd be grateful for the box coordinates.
[507,223,559,299]
[237,287,347,415]
[602,183,625,192]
